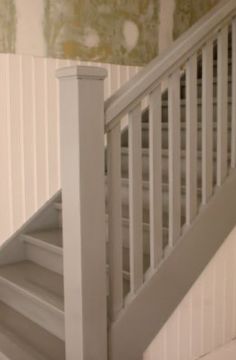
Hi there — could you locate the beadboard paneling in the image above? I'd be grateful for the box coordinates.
[143,225,236,360]
[0,54,141,245]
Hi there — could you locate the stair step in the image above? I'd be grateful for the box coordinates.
[22,230,63,275]
[55,177,201,225]
[0,301,65,360]
[23,224,168,274]
[0,325,47,360]
[0,261,64,340]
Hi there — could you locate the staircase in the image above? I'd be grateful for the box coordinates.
[0,1,236,359]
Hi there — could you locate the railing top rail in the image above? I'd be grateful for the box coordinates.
[104,0,236,132]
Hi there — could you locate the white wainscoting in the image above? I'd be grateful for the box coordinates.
[0,54,141,245]
[143,225,236,360]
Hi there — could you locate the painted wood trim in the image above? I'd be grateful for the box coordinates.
[58,66,107,360]
[149,86,163,269]
[186,54,198,225]
[202,41,214,204]
[107,125,123,320]
[168,71,181,246]
[128,104,143,294]
[217,26,229,186]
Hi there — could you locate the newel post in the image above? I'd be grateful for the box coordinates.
[57,66,108,360]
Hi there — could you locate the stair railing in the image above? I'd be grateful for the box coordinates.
[57,0,236,359]
[105,0,236,321]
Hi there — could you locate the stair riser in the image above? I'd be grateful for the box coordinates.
[25,243,63,275]
[0,279,64,341]
[24,228,168,282]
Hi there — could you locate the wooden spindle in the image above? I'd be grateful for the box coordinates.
[168,71,181,246]
[107,124,123,320]
[217,26,229,185]
[129,103,143,294]
[186,54,198,224]
[202,41,213,204]
[149,85,163,270]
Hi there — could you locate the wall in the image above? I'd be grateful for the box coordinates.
[0,53,140,246]
[0,0,222,66]
[143,225,236,360]
[200,340,236,360]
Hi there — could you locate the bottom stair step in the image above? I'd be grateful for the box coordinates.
[0,301,65,360]
[0,261,64,340]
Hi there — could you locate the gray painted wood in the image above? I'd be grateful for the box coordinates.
[0,261,64,339]
[202,41,213,204]
[110,169,236,360]
[107,125,123,320]
[149,85,163,270]
[128,104,143,294]
[186,54,198,224]
[168,71,181,246]
[57,66,108,360]
[217,26,229,185]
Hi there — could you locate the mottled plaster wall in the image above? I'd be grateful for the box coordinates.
[0,0,16,53]
[0,0,224,66]
[173,0,221,39]
[44,0,159,66]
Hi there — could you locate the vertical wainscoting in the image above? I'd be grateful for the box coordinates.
[143,225,236,360]
[0,54,141,245]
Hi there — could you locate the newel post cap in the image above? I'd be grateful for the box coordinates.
[56,65,107,80]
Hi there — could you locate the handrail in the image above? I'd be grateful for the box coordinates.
[105,0,236,132]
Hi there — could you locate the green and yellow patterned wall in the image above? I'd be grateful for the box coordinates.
[0,0,16,53]
[44,0,159,66]
[173,0,221,39]
[0,0,223,66]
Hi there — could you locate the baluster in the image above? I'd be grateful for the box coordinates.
[149,85,163,270]
[107,124,123,320]
[168,70,181,246]
[202,41,213,204]
[129,103,143,294]
[217,26,229,185]
[232,18,236,168]
[186,54,198,224]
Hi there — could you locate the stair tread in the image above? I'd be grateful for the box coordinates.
[0,261,64,311]
[0,324,48,360]
[24,229,63,248]
[0,301,65,360]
